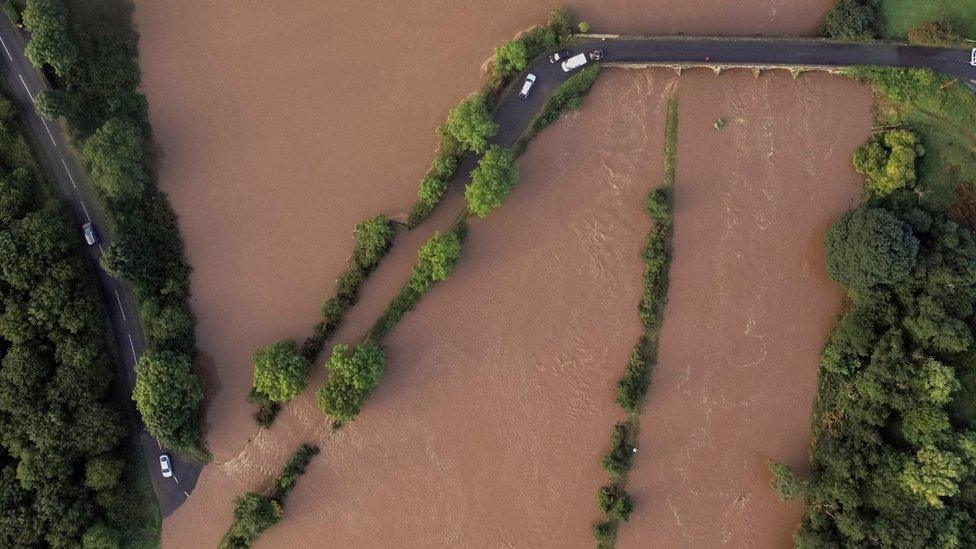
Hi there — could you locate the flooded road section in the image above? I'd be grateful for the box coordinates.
[617,70,873,548]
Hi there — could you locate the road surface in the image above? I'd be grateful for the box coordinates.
[0,19,972,521]
[0,16,199,518]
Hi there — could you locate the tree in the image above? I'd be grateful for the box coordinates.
[645,187,672,223]
[34,89,73,121]
[222,492,282,548]
[825,206,919,290]
[352,214,394,270]
[907,20,961,46]
[821,0,879,40]
[81,117,146,198]
[252,339,310,403]
[81,522,120,549]
[0,168,35,224]
[465,145,519,218]
[22,0,78,77]
[493,40,528,77]
[132,350,203,448]
[768,462,805,501]
[597,485,633,521]
[442,94,496,154]
[902,446,964,508]
[84,456,124,491]
[411,230,461,290]
[316,342,386,422]
[852,130,923,197]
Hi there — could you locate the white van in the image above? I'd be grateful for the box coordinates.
[560,53,588,72]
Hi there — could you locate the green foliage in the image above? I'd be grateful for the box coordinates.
[578,21,590,33]
[317,343,386,422]
[906,19,962,45]
[465,145,519,218]
[597,485,633,521]
[84,456,123,491]
[132,350,203,450]
[821,0,880,40]
[220,493,282,549]
[246,388,280,427]
[592,520,617,545]
[493,40,528,80]
[252,339,310,403]
[81,117,147,199]
[22,0,77,76]
[768,462,805,501]
[81,522,120,549]
[353,214,394,270]
[270,444,319,500]
[601,422,637,480]
[824,206,919,290]
[845,66,938,104]
[34,89,72,121]
[616,344,650,415]
[645,187,672,224]
[878,0,976,40]
[530,65,601,134]
[852,129,923,197]
[442,94,496,154]
[902,446,964,508]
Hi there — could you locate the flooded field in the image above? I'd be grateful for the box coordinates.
[129,0,861,547]
[618,70,873,548]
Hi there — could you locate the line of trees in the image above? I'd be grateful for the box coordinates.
[21,0,207,456]
[0,91,155,547]
[220,443,319,548]
[772,130,976,546]
[822,0,965,45]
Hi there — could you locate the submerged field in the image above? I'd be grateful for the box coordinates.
[129,0,874,546]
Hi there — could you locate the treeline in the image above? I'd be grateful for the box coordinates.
[220,443,319,548]
[248,214,395,426]
[0,92,156,547]
[20,0,206,455]
[771,128,976,545]
[594,96,678,547]
[514,64,602,154]
[822,0,967,44]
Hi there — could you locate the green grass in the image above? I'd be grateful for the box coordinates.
[662,95,678,187]
[878,0,976,39]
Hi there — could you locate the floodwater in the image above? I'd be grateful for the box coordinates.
[127,0,858,547]
[617,70,873,548]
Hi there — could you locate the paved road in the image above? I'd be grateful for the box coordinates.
[0,16,199,518]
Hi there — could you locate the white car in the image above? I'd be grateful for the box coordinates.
[82,222,98,246]
[159,454,173,478]
[518,73,536,99]
[971,47,976,67]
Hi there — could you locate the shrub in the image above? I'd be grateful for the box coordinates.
[271,444,319,500]
[597,485,634,521]
[645,187,672,224]
[252,339,310,403]
[825,206,919,290]
[601,422,637,480]
[132,350,203,450]
[81,523,120,549]
[442,94,496,154]
[465,145,519,218]
[246,388,280,427]
[220,493,282,549]
[317,343,386,422]
[906,20,961,46]
[767,462,804,501]
[821,0,880,40]
[845,66,939,103]
[84,456,124,491]
[530,65,601,133]
[592,520,617,545]
[616,344,650,415]
[413,230,462,288]
[81,117,147,199]
[852,129,923,197]
[578,21,590,33]
[493,40,528,79]
[353,214,394,270]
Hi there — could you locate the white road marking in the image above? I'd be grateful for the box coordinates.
[128,332,137,362]
[114,290,126,321]
[0,33,12,61]
[17,73,33,103]
[157,439,162,450]
[41,119,56,147]
[79,200,91,222]
[61,159,76,188]
[173,475,180,484]
[183,491,189,498]
[97,242,103,254]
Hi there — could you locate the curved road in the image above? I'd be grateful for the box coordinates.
[0,16,199,517]
[0,20,971,521]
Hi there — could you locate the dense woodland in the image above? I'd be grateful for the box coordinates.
[0,91,154,547]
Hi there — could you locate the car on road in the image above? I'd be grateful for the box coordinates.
[971,48,976,67]
[159,454,173,478]
[549,49,571,63]
[82,222,98,246]
[518,73,536,98]
[561,52,589,72]
[588,49,604,61]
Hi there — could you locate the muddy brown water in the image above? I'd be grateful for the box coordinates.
[129,0,859,547]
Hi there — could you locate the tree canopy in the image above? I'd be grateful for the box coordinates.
[852,129,923,197]
[81,117,147,199]
[352,214,394,270]
[132,351,203,449]
[252,340,310,403]
[825,206,919,290]
[465,145,519,218]
[821,0,879,40]
[316,343,386,422]
[442,94,496,154]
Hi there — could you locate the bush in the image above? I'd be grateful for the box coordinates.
[442,94,496,154]
[825,206,919,290]
[768,462,804,501]
[220,493,282,549]
[270,444,319,500]
[821,0,880,40]
[353,214,394,270]
[317,343,386,422]
[601,422,637,480]
[852,129,923,197]
[597,485,634,521]
[132,350,204,450]
[530,65,601,133]
[645,187,672,224]
[906,19,962,46]
[578,21,590,33]
[616,344,651,415]
[246,388,280,427]
[845,66,939,103]
[412,230,462,288]
[465,145,519,218]
[252,339,310,403]
[592,520,617,545]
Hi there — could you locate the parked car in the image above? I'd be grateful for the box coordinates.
[560,53,588,72]
[971,47,976,67]
[159,454,173,478]
[548,49,571,63]
[588,49,604,61]
[82,222,98,246]
[518,73,537,99]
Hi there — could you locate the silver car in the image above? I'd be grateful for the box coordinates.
[82,222,97,246]
[518,73,536,99]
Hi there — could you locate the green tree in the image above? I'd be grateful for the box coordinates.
[465,145,519,218]
[0,168,35,224]
[442,94,496,154]
[411,230,461,290]
[22,0,77,77]
[902,446,965,508]
[597,485,633,521]
[493,40,528,77]
[81,118,146,198]
[83,456,124,491]
[81,522,120,549]
[222,493,282,548]
[352,214,394,270]
[34,89,72,121]
[252,339,310,403]
[825,206,919,290]
[852,130,923,197]
[768,461,805,501]
[316,342,386,422]
[132,350,203,449]
[821,0,879,40]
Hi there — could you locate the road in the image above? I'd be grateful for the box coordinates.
[0,16,199,518]
[0,20,971,521]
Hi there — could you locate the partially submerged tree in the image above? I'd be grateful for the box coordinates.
[465,145,519,218]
